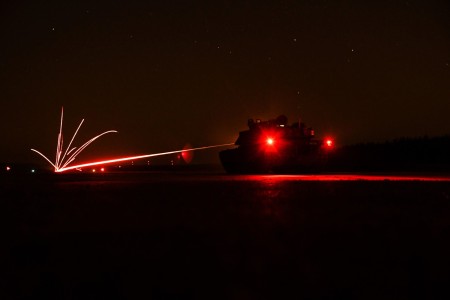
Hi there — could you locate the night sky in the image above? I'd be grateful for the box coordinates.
[1,1,449,164]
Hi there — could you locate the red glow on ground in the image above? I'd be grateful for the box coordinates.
[242,174,450,182]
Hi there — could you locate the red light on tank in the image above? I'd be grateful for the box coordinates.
[261,131,279,153]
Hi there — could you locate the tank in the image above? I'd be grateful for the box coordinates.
[219,115,334,173]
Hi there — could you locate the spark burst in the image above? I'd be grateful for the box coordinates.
[31,107,117,172]
[31,108,233,173]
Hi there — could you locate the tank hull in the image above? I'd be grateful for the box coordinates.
[219,115,333,174]
[219,147,328,174]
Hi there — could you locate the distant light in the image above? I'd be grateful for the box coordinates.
[267,138,274,145]
[326,139,333,147]
[92,169,96,173]
[6,166,11,171]
[100,168,105,172]
[31,169,35,173]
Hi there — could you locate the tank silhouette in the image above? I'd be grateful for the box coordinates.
[219,115,334,173]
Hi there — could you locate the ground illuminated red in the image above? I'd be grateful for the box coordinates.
[242,174,450,182]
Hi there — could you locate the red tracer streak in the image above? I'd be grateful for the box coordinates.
[55,143,234,172]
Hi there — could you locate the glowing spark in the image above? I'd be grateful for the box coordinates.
[55,143,234,172]
[31,107,117,172]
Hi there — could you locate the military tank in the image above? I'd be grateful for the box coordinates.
[219,115,334,173]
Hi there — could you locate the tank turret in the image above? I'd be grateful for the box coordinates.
[219,115,334,173]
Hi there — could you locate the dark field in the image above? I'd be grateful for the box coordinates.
[2,172,450,299]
